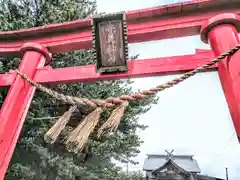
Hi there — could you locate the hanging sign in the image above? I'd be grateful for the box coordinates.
[91,12,128,73]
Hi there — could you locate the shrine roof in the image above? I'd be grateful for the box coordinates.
[152,158,190,175]
[143,154,201,173]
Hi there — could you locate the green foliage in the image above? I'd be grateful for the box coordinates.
[0,0,157,179]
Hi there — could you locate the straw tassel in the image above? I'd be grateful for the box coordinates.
[44,105,77,144]
[98,101,129,137]
[65,107,103,153]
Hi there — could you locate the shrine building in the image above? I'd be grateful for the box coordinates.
[143,153,224,180]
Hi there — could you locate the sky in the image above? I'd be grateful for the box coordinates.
[96,0,240,179]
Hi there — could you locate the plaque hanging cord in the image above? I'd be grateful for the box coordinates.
[15,44,240,153]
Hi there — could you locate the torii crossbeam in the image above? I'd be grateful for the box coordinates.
[1,0,240,179]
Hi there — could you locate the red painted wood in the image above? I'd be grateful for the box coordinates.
[0,1,240,55]
[34,51,216,84]
[0,50,215,86]
[0,73,14,87]
[0,43,51,179]
[201,13,240,141]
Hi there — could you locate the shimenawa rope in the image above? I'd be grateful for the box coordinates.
[15,44,240,153]
[15,44,240,108]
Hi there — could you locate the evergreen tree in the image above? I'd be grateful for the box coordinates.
[0,0,157,179]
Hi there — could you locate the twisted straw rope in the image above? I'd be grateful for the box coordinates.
[15,44,240,108]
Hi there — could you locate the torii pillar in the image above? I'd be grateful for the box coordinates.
[201,13,240,141]
[0,43,51,179]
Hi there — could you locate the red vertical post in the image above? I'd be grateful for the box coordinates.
[0,43,51,179]
[201,13,240,141]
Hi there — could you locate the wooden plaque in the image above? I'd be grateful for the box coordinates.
[91,12,128,73]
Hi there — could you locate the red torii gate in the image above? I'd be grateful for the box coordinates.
[0,0,240,179]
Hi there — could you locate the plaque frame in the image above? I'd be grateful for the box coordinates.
[91,12,128,73]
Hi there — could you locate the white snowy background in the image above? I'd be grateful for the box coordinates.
[97,0,240,179]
